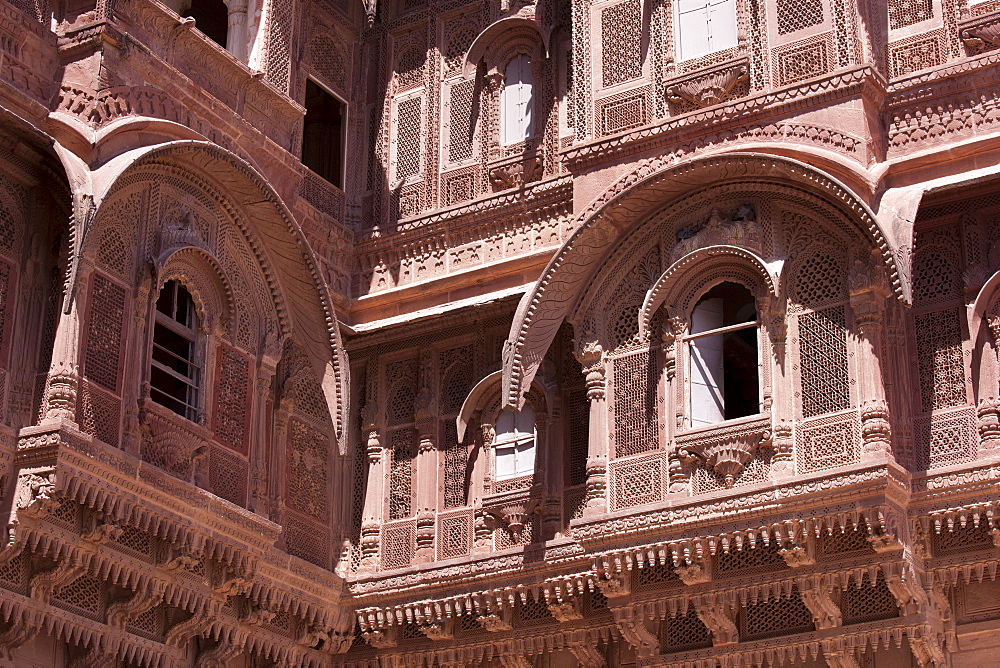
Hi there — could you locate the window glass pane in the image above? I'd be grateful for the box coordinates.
[677,0,712,61]
[151,281,199,421]
[501,55,534,146]
[708,0,738,51]
[496,444,517,478]
[516,438,536,475]
[496,409,515,437]
[690,333,725,426]
[513,404,536,438]
[692,282,756,333]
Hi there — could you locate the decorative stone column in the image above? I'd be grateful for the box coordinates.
[41,262,92,426]
[848,256,893,460]
[575,333,608,515]
[979,314,1000,452]
[358,402,384,573]
[224,0,249,61]
[249,362,276,515]
[413,351,437,563]
[122,264,154,456]
[661,314,688,493]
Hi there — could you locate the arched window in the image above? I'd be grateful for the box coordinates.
[500,54,535,146]
[676,0,738,61]
[688,281,760,426]
[494,405,536,479]
[150,280,201,422]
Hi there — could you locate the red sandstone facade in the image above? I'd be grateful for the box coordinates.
[0,0,1000,666]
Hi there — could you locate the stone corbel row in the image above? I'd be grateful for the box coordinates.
[361,626,614,665]
[355,571,598,634]
[589,507,893,579]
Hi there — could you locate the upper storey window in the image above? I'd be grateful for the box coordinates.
[676,0,738,61]
[179,0,229,49]
[500,54,535,146]
[494,406,536,479]
[688,282,760,427]
[151,280,201,422]
[302,79,347,189]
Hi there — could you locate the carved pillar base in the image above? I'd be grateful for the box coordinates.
[861,400,893,461]
[979,398,1000,452]
[583,457,607,516]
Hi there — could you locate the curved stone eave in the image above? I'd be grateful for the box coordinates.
[456,370,504,443]
[463,17,551,77]
[63,139,349,450]
[638,245,781,339]
[501,152,903,409]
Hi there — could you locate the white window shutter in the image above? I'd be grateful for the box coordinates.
[496,444,517,478]
[689,297,725,426]
[677,0,712,61]
[708,0,738,52]
[501,55,534,146]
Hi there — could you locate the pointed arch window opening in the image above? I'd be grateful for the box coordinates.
[687,281,761,427]
[494,405,537,479]
[500,54,535,146]
[150,280,202,422]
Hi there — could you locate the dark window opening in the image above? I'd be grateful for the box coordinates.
[689,281,760,425]
[183,0,229,50]
[151,281,200,422]
[302,79,346,189]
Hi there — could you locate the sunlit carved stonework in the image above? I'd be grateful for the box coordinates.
[0,0,1000,665]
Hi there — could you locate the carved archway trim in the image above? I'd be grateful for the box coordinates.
[158,246,236,336]
[78,140,348,447]
[464,17,550,77]
[638,245,779,339]
[501,152,898,409]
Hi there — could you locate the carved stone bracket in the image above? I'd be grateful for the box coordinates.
[0,611,42,661]
[547,599,583,622]
[960,10,1000,56]
[676,416,771,487]
[30,558,86,603]
[693,601,738,646]
[596,574,630,599]
[107,581,166,628]
[567,641,606,667]
[477,612,513,632]
[419,621,454,640]
[675,557,711,585]
[489,155,543,192]
[614,617,659,657]
[363,628,399,649]
[498,654,533,668]
[779,541,816,568]
[666,59,750,109]
[799,582,842,629]
[482,494,540,540]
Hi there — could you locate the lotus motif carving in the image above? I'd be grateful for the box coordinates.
[960,12,1000,55]
[676,416,771,488]
[667,60,749,109]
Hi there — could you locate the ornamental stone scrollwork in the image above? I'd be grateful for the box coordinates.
[363,628,399,648]
[799,581,842,629]
[498,654,533,668]
[675,416,772,488]
[960,10,1000,56]
[675,559,711,585]
[596,574,630,599]
[547,598,583,622]
[419,621,454,640]
[107,581,166,628]
[477,612,514,632]
[0,612,41,661]
[483,495,539,540]
[670,203,761,264]
[9,467,58,531]
[778,541,816,567]
[693,601,739,646]
[489,156,543,192]
[567,642,606,667]
[613,615,659,657]
[30,558,85,603]
[666,60,750,109]
[81,512,123,544]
